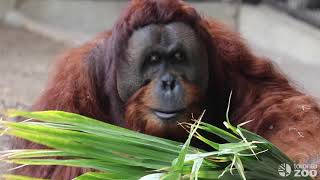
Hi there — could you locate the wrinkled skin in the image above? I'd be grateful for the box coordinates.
[117,22,208,126]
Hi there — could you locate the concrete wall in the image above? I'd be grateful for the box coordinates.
[0,0,15,20]
[6,0,237,44]
[16,0,237,33]
[240,5,320,98]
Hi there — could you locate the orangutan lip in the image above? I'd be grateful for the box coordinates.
[154,111,177,119]
[153,109,185,120]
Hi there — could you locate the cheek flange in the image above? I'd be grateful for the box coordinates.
[116,65,144,102]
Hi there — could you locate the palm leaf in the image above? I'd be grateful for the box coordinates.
[0,110,311,180]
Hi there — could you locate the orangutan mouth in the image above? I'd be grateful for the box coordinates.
[153,109,186,120]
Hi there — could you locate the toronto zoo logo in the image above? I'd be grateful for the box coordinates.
[278,163,318,178]
[278,163,292,177]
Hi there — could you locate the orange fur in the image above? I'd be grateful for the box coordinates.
[125,79,202,139]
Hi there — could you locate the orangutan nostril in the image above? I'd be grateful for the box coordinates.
[161,73,176,91]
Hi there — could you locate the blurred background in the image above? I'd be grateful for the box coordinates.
[0,0,320,174]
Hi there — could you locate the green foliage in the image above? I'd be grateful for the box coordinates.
[0,110,311,180]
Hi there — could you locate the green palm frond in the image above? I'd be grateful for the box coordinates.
[0,110,311,180]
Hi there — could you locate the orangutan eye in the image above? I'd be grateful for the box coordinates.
[174,51,184,61]
[149,53,160,63]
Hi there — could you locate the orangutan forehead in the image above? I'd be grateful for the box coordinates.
[127,22,202,54]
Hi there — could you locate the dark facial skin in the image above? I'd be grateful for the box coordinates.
[117,22,209,121]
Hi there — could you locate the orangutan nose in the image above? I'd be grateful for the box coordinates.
[161,73,177,92]
[154,73,185,116]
